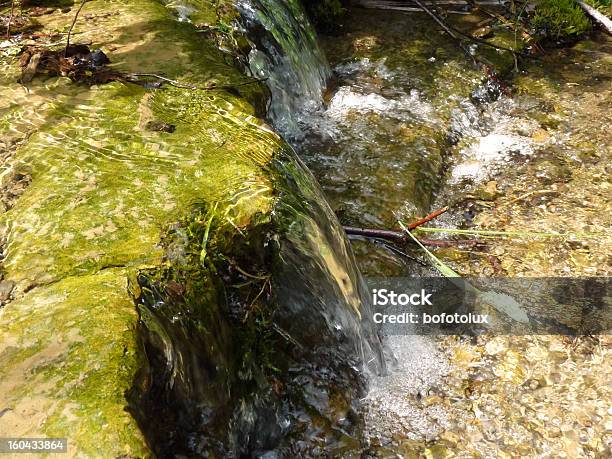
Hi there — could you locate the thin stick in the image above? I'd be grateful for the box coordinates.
[6,0,16,39]
[127,73,200,89]
[413,0,477,65]
[65,0,88,57]
[414,226,607,239]
[414,0,534,63]
[344,227,482,247]
[126,72,268,91]
[407,206,448,230]
[376,240,429,267]
[343,205,449,242]
[446,19,533,57]
[578,1,612,35]
[345,226,407,242]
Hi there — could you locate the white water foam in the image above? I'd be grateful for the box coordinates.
[364,336,458,443]
[451,133,535,183]
[326,86,436,123]
[449,98,546,184]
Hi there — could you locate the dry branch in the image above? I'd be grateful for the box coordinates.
[5,0,16,38]
[578,1,612,35]
[342,206,480,248]
[406,206,448,230]
[344,226,482,247]
[65,0,88,57]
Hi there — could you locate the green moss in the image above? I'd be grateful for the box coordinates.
[530,0,591,41]
[0,0,285,454]
[0,269,149,457]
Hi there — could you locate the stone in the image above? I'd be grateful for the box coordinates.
[0,281,15,302]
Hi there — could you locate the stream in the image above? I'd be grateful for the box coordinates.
[240,2,610,456]
[0,0,608,456]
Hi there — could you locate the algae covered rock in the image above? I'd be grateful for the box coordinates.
[530,0,592,43]
[0,0,383,456]
[0,270,149,457]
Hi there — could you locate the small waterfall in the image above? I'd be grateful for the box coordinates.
[128,2,386,456]
[237,0,331,138]
[234,0,386,375]
[235,0,386,376]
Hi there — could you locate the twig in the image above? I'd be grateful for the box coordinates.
[446,20,534,57]
[376,239,429,267]
[344,227,481,247]
[126,73,200,89]
[65,0,88,57]
[6,0,16,38]
[344,226,408,243]
[419,238,482,247]
[578,1,612,35]
[407,206,448,230]
[413,0,478,65]
[126,72,268,91]
[343,206,449,242]
[414,0,534,64]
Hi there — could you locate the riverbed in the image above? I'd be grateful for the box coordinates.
[291,6,611,457]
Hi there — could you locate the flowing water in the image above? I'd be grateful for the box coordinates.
[238,0,330,138]
[0,0,607,455]
[239,3,611,457]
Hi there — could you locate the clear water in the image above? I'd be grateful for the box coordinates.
[239,3,611,456]
[238,0,330,138]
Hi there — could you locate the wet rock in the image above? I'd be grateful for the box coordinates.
[0,171,31,211]
[145,120,176,133]
[472,26,494,40]
[0,280,14,303]
[475,180,502,201]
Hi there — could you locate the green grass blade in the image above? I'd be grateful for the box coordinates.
[398,221,530,323]
[415,226,608,240]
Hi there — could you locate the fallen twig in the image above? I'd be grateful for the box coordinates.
[18,43,267,92]
[125,72,268,91]
[578,1,612,35]
[414,226,608,240]
[125,72,201,89]
[376,239,429,267]
[344,226,408,243]
[413,0,534,66]
[344,227,481,247]
[343,206,450,243]
[413,0,478,64]
[6,0,16,38]
[65,0,88,57]
[407,206,448,230]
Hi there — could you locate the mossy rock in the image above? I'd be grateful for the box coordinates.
[0,0,383,455]
[0,269,149,457]
[0,0,277,455]
[530,0,592,43]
